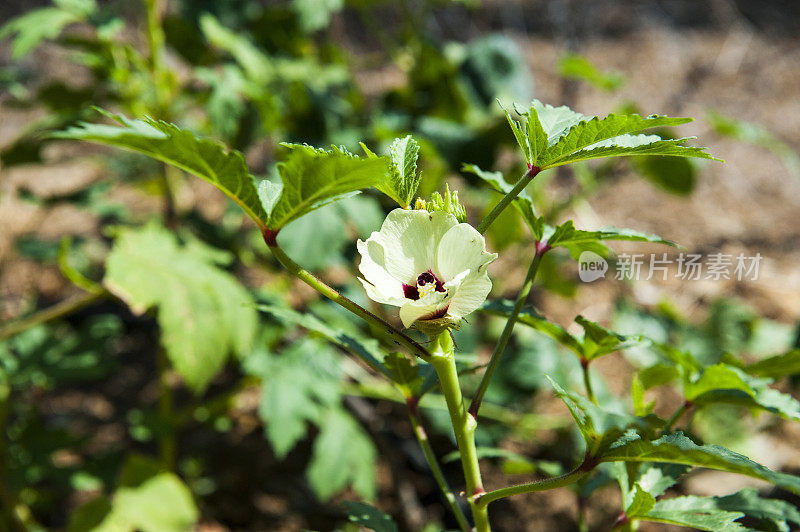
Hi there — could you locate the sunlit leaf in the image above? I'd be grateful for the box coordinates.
[601,431,800,494]
[266,143,388,229]
[104,224,257,393]
[54,111,270,228]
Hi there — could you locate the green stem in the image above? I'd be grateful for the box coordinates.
[407,398,470,532]
[266,242,431,362]
[581,359,597,404]
[144,0,170,114]
[158,348,176,471]
[469,249,546,418]
[663,401,692,432]
[477,166,540,235]
[429,332,490,532]
[476,462,592,508]
[0,291,106,342]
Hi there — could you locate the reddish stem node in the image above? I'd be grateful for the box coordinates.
[262,228,280,247]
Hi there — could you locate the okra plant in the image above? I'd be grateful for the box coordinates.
[50,99,800,532]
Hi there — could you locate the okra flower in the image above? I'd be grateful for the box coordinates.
[357,209,497,328]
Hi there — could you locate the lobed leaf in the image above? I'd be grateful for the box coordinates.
[501,100,719,170]
[267,143,389,229]
[601,431,800,494]
[642,495,747,531]
[308,408,377,501]
[54,111,271,229]
[242,338,341,459]
[372,135,421,208]
[103,224,257,393]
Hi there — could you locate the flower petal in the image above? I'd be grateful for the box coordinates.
[358,278,406,307]
[447,269,493,319]
[437,223,497,281]
[379,209,458,283]
[399,291,451,328]
[357,239,405,303]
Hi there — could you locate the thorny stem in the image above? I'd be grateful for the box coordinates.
[264,237,432,362]
[406,398,471,532]
[477,165,541,235]
[468,245,547,418]
[428,332,490,532]
[0,291,107,342]
[475,452,598,508]
[581,359,597,404]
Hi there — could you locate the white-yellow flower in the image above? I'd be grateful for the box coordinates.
[357,209,497,328]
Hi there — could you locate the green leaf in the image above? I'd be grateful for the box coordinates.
[643,495,747,531]
[483,302,647,361]
[343,501,398,532]
[548,378,661,456]
[625,483,656,517]
[103,224,257,393]
[383,353,423,398]
[527,100,590,145]
[576,316,649,361]
[258,303,389,378]
[371,136,421,208]
[308,408,377,501]
[54,111,270,229]
[200,14,273,83]
[686,364,800,422]
[600,431,800,494]
[633,155,697,195]
[112,473,198,532]
[545,220,678,258]
[636,463,691,498]
[293,0,344,33]
[709,488,800,532]
[745,349,800,379]
[0,0,96,59]
[546,134,719,168]
[558,54,625,92]
[708,110,800,177]
[462,163,543,238]
[243,338,341,458]
[503,101,719,169]
[267,144,388,229]
[69,454,198,532]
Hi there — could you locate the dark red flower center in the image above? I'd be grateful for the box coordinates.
[402,270,445,300]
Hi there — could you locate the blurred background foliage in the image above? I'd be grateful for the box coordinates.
[0,0,799,530]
